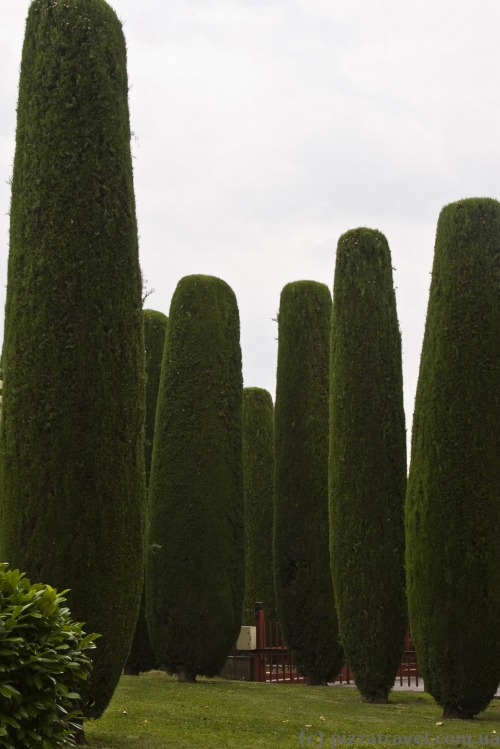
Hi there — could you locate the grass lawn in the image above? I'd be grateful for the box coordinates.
[84,671,500,749]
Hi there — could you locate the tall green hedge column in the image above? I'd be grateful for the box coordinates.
[146,275,244,682]
[329,228,407,703]
[274,281,343,686]
[406,199,500,719]
[243,387,276,620]
[0,0,145,721]
[125,309,168,676]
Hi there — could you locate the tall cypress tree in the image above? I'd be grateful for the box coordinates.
[243,387,276,620]
[146,275,244,683]
[329,228,407,703]
[406,198,500,719]
[274,281,343,685]
[0,0,145,721]
[125,309,168,676]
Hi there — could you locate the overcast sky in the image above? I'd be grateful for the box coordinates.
[1,0,499,446]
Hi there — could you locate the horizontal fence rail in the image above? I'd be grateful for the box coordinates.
[241,604,420,687]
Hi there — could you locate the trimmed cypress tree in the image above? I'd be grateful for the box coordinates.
[125,309,168,676]
[243,387,276,620]
[0,0,145,721]
[274,281,343,685]
[329,228,407,703]
[146,275,244,683]
[406,198,500,719]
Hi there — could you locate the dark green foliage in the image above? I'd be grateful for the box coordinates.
[406,198,500,719]
[143,310,169,488]
[146,275,244,682]
[274,281,343,685]
[125,310,168,676]
[0,0,145,719]
[329,228,407,703]
[243,388,276,620]
[0,565,97,749]
[125,587,156,677]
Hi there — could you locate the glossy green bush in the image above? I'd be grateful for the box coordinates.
[0,565,97,749]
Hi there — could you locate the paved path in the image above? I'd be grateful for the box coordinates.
[329,679,500,698]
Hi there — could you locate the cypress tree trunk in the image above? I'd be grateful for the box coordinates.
[329,228,407,703]
[274,281,343,686]
[243,388,276,621]
[146,275,244,680]
[406,198,500,719]
[125,310,168,676]
[0,0,145,720]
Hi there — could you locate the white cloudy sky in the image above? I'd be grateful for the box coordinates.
[1,0,499,445]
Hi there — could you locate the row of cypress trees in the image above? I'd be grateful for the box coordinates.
[131,205,500,719]
[5,0,500,723]
[319,201,500,717]
[277,206,500,718]
[272,236,407,700]
[137,263,404,695]
[124,211,500,718]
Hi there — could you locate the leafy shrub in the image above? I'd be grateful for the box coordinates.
[0,565,97,748]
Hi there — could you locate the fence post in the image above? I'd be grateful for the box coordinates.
[254,601,266,647]
[253,602,266,682]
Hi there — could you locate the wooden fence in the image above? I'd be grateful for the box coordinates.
[245,604,420,686]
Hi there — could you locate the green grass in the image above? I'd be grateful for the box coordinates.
[84,671,500,748]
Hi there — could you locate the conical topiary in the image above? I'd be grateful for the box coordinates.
[243,387,276,620]
[406,198,500,719]
[146,275,244,682]
[125,309,168,676]
[329,228,407,703]
[274,281,344,685]
[0,0,145,721]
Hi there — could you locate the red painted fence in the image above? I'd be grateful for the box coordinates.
[247,604,420,687]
